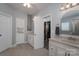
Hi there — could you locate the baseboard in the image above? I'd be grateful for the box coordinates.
[10,41,28,48]
[24,41,28,43]
[10,44,17,48]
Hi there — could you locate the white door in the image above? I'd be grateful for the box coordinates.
[33,16,52,49]
[0,14,12,52]
[34,16,44,49]
[16,18,25,44]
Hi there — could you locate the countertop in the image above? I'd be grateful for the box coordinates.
[49,36,79,48]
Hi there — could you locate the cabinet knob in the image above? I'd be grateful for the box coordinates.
[68,53,70,56]
[65,52,67,56]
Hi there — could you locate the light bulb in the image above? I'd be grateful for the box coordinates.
[60,7,65,10]
[23,3,27,7]
[66,4,71,8]
[23,3,32,8]
[27,3,31,8]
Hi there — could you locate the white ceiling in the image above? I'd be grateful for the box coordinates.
[6,3,52,15]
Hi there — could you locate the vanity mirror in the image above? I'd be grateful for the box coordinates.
[60,10,79,35]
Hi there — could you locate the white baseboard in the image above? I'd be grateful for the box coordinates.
[24,41,28,43]
[10,44,17,48]
[10,41,28,48]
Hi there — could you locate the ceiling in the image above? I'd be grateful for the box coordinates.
[6,3,52,15]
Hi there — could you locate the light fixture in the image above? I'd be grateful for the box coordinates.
[23,3,32,8]
[23,3,27,7]
[27,3,31,8]
[65,4,71,8]
[60,7,65,10]
[60,3,79,11]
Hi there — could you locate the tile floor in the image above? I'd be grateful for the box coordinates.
[0,43,48,56]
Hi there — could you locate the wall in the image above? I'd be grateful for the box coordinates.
[0,4,27,46]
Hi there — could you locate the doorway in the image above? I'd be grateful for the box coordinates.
[44,21,51,49]
[16,18,25,45]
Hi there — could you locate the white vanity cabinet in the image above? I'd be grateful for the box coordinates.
[49,37,79,56]
[49,42,57,56]
[49,41,68,56]
[56,46,77,56]
[56,47,67,56]
[28,34,34,47]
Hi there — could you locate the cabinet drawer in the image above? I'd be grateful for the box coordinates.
[66,49,77,56]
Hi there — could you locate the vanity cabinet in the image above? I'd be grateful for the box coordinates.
[28,34,34,47]
[49,43,57,56]
[56,46,77,56]
[57,47,67,56]
[49,38,78,56]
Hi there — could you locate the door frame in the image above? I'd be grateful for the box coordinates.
[44,21,51,49]
[0,11,12,48]
[42,13,52,48]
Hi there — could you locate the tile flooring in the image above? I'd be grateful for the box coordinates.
[0,43,48,56]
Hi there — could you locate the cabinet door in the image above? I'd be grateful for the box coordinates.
[57,47,67,56]
[49,42,57,56]
[67,50,77,56]
[49,46,57,56]
[30,35,34,47]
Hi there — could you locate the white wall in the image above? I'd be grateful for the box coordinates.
[0,4,28,46]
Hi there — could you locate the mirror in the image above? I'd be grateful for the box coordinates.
[60,10,79,35]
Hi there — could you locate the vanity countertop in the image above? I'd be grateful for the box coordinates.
[49,36,79,48]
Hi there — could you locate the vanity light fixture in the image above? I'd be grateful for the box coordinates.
[65,4,71,8]
[60,3,79,11]
[60,7,65,10]
[27,3,31,8]
[23,3,27,7]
